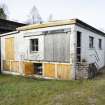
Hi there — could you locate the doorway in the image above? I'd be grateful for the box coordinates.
[76,31,81,62]
[33,63,42,75]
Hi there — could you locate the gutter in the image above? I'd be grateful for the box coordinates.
[0,31,20,37]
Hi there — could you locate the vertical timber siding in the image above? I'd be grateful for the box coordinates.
[11,61,19,72]
[43,63,72,80]
[57,64,71,80]
[44,63,55,78]
[24,62,34,75]
[44,33,70,62]
[5,37,14,60]
[3,61,72,80]
[3,60,10,71]
[3,60,22,73]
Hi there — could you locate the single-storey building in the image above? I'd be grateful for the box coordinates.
[1,19,105,80]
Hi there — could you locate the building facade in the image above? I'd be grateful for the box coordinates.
[1,19,105,80]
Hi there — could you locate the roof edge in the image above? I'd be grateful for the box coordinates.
[16,19,76,31]
[0,31,19,37]
[75,19,105,36]
[16,18,105,36]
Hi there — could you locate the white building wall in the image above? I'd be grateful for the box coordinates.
[75,25,105,69]
[23,35,44,61]
[1,25,75,63]
[16,25,75,62]
[69,25,77,79]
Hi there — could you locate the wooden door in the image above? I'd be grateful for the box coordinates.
[5,37,14,60]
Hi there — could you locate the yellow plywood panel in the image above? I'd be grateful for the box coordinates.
[57,64,71,80]
[3,60,10,71]
[11,61,19,72]
[20,62,24,73]
[44,63,55,78]
[5,37,14,60]
[24,62,34,75]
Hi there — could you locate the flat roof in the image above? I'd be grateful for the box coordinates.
[16,19,105,36]
[0,19,26,34]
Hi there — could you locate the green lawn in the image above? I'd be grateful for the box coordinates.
[0,72,105,105]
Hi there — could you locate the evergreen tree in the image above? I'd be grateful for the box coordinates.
[0,4,8,19]
[0,8,6,19]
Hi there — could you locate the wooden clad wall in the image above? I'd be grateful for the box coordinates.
[11,61,19,72]
[5,37,14,60]
[44,63,55,77]
[44,63,72,80]
[57,64,71,80]
[24,62,34,75]
[3,60,10,71]
[3,60,21,73]
[44,33,70,62]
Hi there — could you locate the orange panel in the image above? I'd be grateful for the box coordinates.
[5,37,14,60]
[44,63,55,78]
[57,64,71,80]
[24,62,34,75]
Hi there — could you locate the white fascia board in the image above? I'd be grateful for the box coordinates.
[0,31,19,37]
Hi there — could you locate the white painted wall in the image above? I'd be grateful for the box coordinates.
[1,25,74,62]
[75,25,105,69]
[16,25,74,61]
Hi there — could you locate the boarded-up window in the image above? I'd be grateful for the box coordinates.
[5,37,14,60]
[30,38,39,52]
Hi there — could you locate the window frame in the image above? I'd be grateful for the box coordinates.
[89,36,94,49]
[30,38,39,52]
[99,39,102,50]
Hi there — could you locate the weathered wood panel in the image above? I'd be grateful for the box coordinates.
[3,60,10,71]
[24,62,34,75]
[44,63,55,77]
[5,37,14,60]
[44,33,70,62]
[44,35,54,61]
[57,64,71,80]
[11,61,19,72]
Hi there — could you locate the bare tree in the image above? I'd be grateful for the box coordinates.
[28,5,43,24]
[47,14,53,22]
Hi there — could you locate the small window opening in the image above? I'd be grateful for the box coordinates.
[30,38,39,52]
[99,39,102,49]
[33,63,42,75]
[89,36,94,48]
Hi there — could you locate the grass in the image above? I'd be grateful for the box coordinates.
[0,72,105,105]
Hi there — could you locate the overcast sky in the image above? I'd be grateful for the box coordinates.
[1,0,105,30]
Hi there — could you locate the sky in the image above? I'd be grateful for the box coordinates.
[1,0,105,30]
